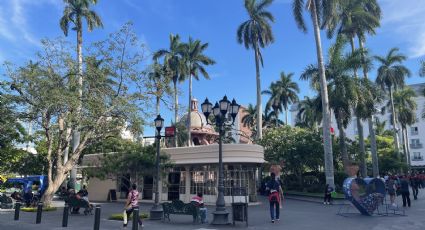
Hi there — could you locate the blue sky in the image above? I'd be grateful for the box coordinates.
[1,0,425,136]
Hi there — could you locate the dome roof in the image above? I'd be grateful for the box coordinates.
[179,99,208,129]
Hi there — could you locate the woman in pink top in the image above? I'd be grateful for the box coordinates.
[123,184,143,228]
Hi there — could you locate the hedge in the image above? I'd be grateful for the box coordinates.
[108,213,149,221]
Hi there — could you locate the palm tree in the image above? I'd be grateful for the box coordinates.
[375,48,411,161]
[60,0,103,187]
[237,0,275,140]
[147,61,172,115]
[180,37,215,146]
[276,72,299,124]
[420,60,425,77]
[263,109,283,128]
[242,103,257,129]
[292,0,336,186]
[323,0,381,177]
[262,82,283,127]
[301,37,362,173]
[374,118,386,136]
[391,87,417,169]
[153,34,185,147]
[296,96,322,131]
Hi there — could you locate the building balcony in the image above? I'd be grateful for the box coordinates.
[410,143,423,149]
[411,131,419,135]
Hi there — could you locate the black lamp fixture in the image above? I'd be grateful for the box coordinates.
[200,95,240,225]
[154,114,164,133]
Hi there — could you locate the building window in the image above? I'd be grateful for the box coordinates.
[410,139,423,149]
[411,127,419,135]
[413,152,423,161]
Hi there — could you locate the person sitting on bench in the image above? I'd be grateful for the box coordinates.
[191,192,207,223]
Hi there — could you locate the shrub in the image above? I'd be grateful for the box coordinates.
[108,213,149,221]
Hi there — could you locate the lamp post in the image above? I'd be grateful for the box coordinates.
[150,114,164,220]
[201,95,240,225]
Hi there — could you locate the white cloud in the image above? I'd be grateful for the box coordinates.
[0,0,62,49]
[379,0,425,58]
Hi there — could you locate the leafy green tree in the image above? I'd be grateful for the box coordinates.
[237,0,275,140]
[179,38,215,146]
[5,24,148,206]
[242,104,257,129]
[60,0,103,187]
[375,48,411,161]
[153,34,185,147]
[85,139,170,191]
[260,126,324,189]
[292,0,336,187]
[147,61,172,116]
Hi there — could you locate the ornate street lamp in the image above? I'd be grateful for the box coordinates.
[150,114,164,220]
[201,95,240,225]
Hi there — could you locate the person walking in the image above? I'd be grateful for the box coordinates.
[123,184,143,228]
[323,184,334,205]
[386,176,397,207]
[266,173,283,223]
[399,176,411,207]
[410,174,419,200]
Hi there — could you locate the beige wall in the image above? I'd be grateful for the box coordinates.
[87,177,116,201]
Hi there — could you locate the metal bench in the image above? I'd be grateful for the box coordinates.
[0,194,13,209]
[162,200,200,222]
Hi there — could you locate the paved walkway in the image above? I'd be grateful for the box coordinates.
[1,190,425,230]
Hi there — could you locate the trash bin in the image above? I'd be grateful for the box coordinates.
[232,202,247,221]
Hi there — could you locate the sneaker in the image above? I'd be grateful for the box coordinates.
[271,220,275,223]
[323,202,326,205]
[123,223,127,228]
[276,219,280,221]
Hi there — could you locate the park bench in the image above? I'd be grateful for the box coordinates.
[65,196,93,215]
[0,194,13,209]
[162,200,200,223]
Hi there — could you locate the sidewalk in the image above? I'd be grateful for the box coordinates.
[1,190,425,230]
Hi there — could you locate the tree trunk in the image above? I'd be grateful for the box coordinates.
[404,128,411,172]
[42,172,67,207]
[274,108,279,127]
[187,67,192,147]
[285,108,289,126]
[389,87,401,160]
[358,37,379,177]
[173,81,178,147]
[310,0,335,188]
[337,112,350,174]
[368,117,379,177]
[254,45,262,140]
[70,18,84,189]
[350,36,367,177]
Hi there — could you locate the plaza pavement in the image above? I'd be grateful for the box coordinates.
[1,190,424,230]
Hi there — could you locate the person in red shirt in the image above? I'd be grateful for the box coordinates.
[123,184,143,228]
[191,192,207,223]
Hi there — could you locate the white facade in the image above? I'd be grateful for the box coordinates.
[290,83,425,167]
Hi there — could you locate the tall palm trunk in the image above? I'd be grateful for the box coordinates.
[336,112,349,173]
[70,17,84,188]
[311,0,335,187]
[401,126,410,171]
[285,107,289,125]
[187,66,192,147]
[389,87,401,160]
[173,80,178,147]
[404,128,411,171]
[359,38,379,177]
[274,108,279,127]
[350,37,367,177]
[254,44,262,140]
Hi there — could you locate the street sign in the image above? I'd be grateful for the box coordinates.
[165,126,175,137]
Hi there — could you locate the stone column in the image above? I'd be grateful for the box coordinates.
[185,166,191,202]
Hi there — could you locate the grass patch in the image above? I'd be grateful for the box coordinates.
[21,207,57,212]
[284,190,345,199]
[108,213,149,221]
